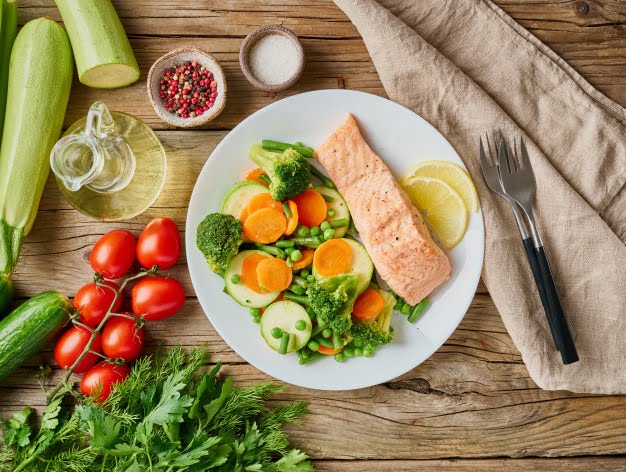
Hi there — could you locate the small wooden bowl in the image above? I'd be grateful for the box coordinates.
[239,25,304,92]
[147,47,227,128]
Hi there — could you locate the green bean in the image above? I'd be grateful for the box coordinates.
[301,347,311,359]
[327,208,336,217]
[311,324,325,338]
[297,226,310,238]
[333,331,343,351]
[290,236,322,247]
[330,218,349,229]
[295,319,307,331]
[315,336,334,349]
[408,298,429,323]
[296,349,304,361]
[288,284,305,295]
[299,351,324,365]
[255,243,285,259]
[322,193,335,203]
[290,249,303,262]
[316,317,326,328]
[307,339,320,351]
[400,303,411,315]
[309,164,335,188]
[262,139,316,158]
[286,258,294,268]
[323,228,335,240]
[279,332,291,354]
[282,201,293,218]
[258,173,272,185]
[293,275,308,289]
[230,274,241,284]
[348,218,358,234]
[334,352,345,362]
[271,327,283,339]
[275,240,295,248]
[285,247,294,256]
[283,293,310,305]
[320,221,331,231]
[394,300,404,311]
[306,307,316,320]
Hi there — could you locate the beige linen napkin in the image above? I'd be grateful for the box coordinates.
[333,0,626,394]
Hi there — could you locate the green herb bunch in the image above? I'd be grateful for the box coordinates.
[0,346,314,472]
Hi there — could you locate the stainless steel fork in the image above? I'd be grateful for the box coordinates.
[497,134,579,365]
[479,135,559,352]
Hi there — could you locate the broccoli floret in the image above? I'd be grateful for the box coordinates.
[249,144,311,201]
[350,290,395,346]
[196,213,242,275]
[307,275,358,335]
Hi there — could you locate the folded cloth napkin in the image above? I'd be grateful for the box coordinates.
[333,0,626,394]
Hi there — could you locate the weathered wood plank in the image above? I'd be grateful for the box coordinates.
[1,298,625,459]
[314,458,626,471]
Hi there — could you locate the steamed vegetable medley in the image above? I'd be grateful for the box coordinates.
[197,140,427,364]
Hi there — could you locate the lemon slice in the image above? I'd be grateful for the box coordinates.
[402,161,479,213]
[402,177,468,249]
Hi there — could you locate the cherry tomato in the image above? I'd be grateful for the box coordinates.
[102,315,144,362]
[80,361,130,402]
[54,326,102,374]
[132,277,185,321]
[90,230,136,279]
[136,218,181,270]
[73,281,121,328]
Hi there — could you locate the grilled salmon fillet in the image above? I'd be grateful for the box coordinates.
[316,114,451,305]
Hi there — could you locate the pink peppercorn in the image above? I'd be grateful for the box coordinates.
[158,61,219,119]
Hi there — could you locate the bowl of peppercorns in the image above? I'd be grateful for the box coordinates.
[147,47,227,128]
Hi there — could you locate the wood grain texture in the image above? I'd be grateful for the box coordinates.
[1,0,625,466]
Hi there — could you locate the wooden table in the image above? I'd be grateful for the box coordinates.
[2,1,625,470]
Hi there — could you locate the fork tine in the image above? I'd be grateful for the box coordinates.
[519,136,531,171]
[497,135,511,175]
[479,137,489,169]
[485,134,494,166]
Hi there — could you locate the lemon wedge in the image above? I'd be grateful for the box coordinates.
[402,160,479,213]
[402,176,468,249]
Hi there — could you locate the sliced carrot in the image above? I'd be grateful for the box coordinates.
[292,248,314,271]
[243,207,287,244]
[318,344,343,355]
[313,239,352,277]
[240,193,283,223]
[292,189,327,227]
[256,258,293,292]
[241,253,271,294]
[352,288,385,321]
[243,167,269,186]
[284,200,299,236]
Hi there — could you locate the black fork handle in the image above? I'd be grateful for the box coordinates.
[535,246,579,364]
[522,238,559,351]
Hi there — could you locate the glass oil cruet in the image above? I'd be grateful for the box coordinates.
[50,101,167,221]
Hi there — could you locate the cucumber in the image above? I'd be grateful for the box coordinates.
[314,186,350,237]
[220,181,270,219]
[54,0,140,89]
[0,274,12,315]
[314,238,373,295]
[0,291,71,382]
[0,19,73,291]
[225,250,280,308]
[260,301,312,353]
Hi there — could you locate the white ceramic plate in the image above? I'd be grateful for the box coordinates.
[186,90,484,390]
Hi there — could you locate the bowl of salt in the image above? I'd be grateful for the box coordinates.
[239,25,305,92]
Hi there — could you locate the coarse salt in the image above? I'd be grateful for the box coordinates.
[249,34,299,85]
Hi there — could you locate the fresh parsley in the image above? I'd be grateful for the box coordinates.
[0,346,314,471]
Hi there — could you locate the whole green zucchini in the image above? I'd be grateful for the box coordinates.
[0,0,17,138]
[0,291,71,382]
[0,18,73,311]
[55,0,140,89]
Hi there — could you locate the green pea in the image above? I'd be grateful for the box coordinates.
[323,228,335,240]
[353,339,363,348]
[290,249,303,262]
[253,315,261,324]
[250,308,261,317]
[354,347,363,356]
[334,352,345,362]
[286,258,294,267]
[290,284,305,295]
[297,226,310,237]
[307,275,315,283]
[363,347,374,357]
[300,269,310,278]
[295,320,307,331]
[320,221,331,231]
[322,328,332,338]
[394,301,403,311]
[284,247,294,255]
[327,208,336,217]
[271,327,283,339]
[310,226,321,236]
[231,274,241,284]
[317,318,326,328]
[343,346,354,358]
[307,340,320,351]
[400,303,411,315]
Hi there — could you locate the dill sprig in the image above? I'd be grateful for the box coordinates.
[0,346,314,472]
